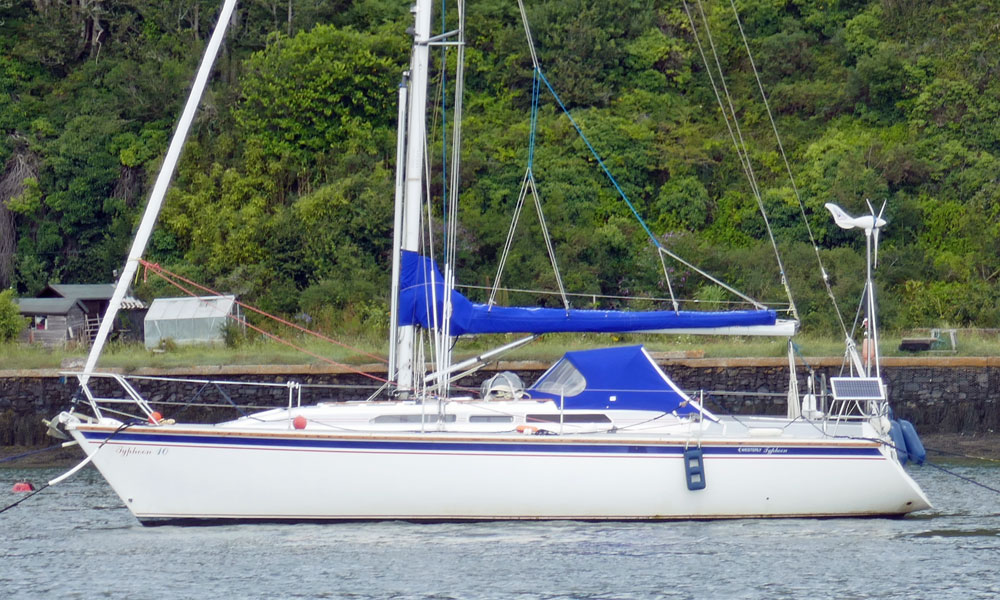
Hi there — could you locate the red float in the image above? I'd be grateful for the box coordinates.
[292,415,307,430]
[12,482,35,492]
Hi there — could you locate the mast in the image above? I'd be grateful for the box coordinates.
[393,0,433,395]
[387,73,409,382]
[80,0,238,384]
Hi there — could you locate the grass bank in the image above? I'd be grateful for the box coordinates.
[0,329,992,371]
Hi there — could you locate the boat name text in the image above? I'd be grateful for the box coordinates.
[115,446,169,457]
[737,446,788,455]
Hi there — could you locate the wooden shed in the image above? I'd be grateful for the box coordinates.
[33,283,146,342]
[38,284,114,335]
[15,297,89,347]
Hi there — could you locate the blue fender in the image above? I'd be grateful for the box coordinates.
[889,420,908,466]
[898,419,927,465]
[683,447,706,490]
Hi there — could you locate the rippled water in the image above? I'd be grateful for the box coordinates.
[1,462,998,599]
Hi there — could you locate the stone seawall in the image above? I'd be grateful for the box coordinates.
[2,356,997,447]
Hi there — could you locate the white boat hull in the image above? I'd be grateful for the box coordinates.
[68,422,930,524]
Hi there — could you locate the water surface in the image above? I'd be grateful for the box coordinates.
[1,463,998,599]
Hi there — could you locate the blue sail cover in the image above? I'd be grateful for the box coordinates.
[398,251,776,336]
[527,345,708,416]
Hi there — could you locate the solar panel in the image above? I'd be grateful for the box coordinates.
[829,377,885,401]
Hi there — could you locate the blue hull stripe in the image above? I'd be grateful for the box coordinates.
[80,430,882,458]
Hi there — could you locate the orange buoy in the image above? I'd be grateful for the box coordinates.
[516,424,538,434]
[12,482,35,492]
[148,411,163,425]
[293,415,307,430]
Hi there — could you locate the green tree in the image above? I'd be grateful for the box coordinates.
[233,23,407,197]
[0,289,26,341]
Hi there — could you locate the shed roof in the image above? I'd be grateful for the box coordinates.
[15,297,88,316]
[40,283,116,300]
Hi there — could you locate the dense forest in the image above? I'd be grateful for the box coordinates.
[1,0,999,340]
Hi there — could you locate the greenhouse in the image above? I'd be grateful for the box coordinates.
[143,295,238,348]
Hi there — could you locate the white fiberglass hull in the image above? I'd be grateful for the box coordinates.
[67,421,930,524]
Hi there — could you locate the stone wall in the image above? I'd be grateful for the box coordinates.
[2,356,998,447]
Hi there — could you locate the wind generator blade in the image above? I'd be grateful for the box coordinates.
[873,228,880,270]
[873,200,887,270]
[824,203,857,230]
[866,198,877,270]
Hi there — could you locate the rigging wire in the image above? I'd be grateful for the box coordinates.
[659,250,680,313]
[682,1,761,203]
[464,282,794,312]
[441,0,467,398]
[724,0,849,340]
[445,0,465,274]
[528,173,570,310]
[658,245,768,310]
[489,133,569,310]
[505,0,792,316]
[516,0,659,248]
[421,132,440,397]
[440,0,449,260]
[534,69,662,249]
[503,0,659,310]
[683,0,796,319]
[488,3,571,312]
[490,169,531,309]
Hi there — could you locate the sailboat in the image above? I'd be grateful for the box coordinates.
[48,0,930,524]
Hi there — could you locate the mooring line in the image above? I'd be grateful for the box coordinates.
[0,422,132,514]
[0,442,76,465]
[923,460,1000,496]
[0,482,50,514]
[924,445,1000,463]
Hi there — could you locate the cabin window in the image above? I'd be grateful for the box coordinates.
[469,415,514,423]
[526,414,612,424]
[370,414,457,424]
[532,360,586,397]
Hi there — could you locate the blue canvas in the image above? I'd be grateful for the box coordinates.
[527,345,707,416]
[397,251,777,336]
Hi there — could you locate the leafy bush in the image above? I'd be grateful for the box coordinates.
[0,289,26,342]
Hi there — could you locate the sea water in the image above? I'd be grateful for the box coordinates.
[1,462,998,600]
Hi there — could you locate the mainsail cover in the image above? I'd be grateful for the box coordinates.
[397,251,777,336]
